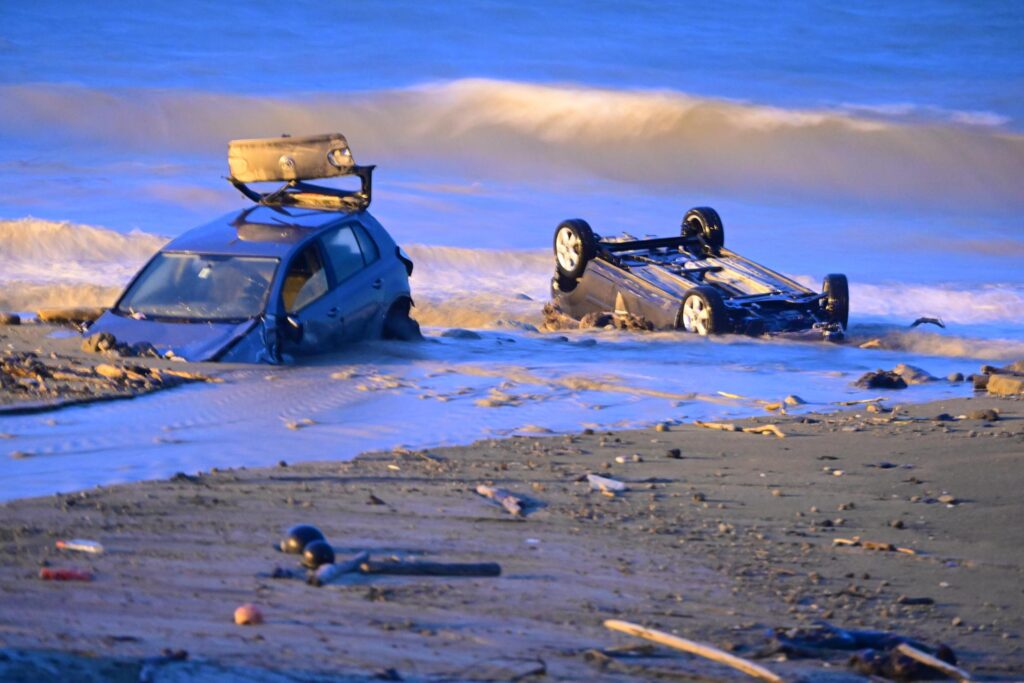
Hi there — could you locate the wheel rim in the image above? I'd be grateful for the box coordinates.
[682,294,710,335]
[555,227,581,272]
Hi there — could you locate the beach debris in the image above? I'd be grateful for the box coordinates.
[0,312,21,325]
[761,401,783,412]
[301,539,336,569]
[603,619,783,683]
[717,391,745,399]
[893,363,937,384]
[910,316,945,329]
[855,369,908,390]
[742,424,786,438]
[476,484,526,517]
[39,567,93,581]
[285,417,316,430]
[834,397,885,406]
[694,420,740,432]
[36,307,106,325]
[309,551,371,586]
[586,474,627,494]
[832,536,916,555]
[233,603,264,626]
[279,524,326,554]
[55,539,104,554]
[359,559,501,577]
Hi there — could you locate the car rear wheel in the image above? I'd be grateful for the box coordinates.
[553,219,597,280]
[682,207,724,254]
[822,273,849,330]
[382,298,422,341]
[679,287,730,336]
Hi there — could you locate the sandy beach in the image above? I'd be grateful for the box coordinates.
[1,380,1021,681]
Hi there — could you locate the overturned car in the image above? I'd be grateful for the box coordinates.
[550,207,849,340]
[87,134,419,363]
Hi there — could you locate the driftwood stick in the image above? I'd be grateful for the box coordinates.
[476,484,524,517]
[742,425,786,438]
[604,620,784,683]
[895,643,972,682]
[309,551,370,586]
[360,560,501,577]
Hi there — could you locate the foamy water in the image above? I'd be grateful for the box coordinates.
[0,2,1021,499]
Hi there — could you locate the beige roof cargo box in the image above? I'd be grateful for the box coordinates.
[226,133,374,211]
[227,133,355,183]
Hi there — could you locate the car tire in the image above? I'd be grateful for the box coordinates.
[679,286,730,336]
[822,273,849,331]
[382,298,423,341]
[682,207,724,254]
[553,219,597,280]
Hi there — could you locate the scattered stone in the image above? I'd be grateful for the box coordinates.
[889,519,905,529]
[94,364,125,380]
[784,395,806,406]
[441,328,482,340]
[0,313,21,326]
[965,409,999,422]
[896,596,935,606]
[36,307,105,325]
[947,372,964,383]
[665,448,682,459]
[932,413,955,422]
[938,494,958,505]
[893,363,937,385]
[987,374,1024,397]
[655,423,670,432]
[82,332,116,354]
[233,603,264,626]
[971,374,990,391]
[855,370,907,390]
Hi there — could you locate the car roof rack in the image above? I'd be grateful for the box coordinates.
[226,133,374,211]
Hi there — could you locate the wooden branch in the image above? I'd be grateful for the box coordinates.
[360,560,501,577]
[742,425,786,438]
[309,551,370,586]
[895,643,972,682]
[476,484,525,517]
[603,620,784,683]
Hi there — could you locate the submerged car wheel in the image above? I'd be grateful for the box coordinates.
[553,219,597,280]
[679,287,729,336]
[682,207,725,254]
[822,273,849,330]
[382,298,423,341]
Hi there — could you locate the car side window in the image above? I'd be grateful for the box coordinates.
[321,226,366,283]
[282,244,328,313]
[354,225,380,265]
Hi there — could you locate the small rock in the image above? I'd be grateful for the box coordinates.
[932,413,955,422]
[784,395,806,406]
[971,374,990,391]
[855,370,907,390]
[947,372,964,383]
[938,494,958,505]
[655,423,670,432]
[440,328,482,340]
[965,408,999,421]
[94,364,125,380]
[889,519,905,529]
[951,616,963,627]
[987,374,1024,397]
[665,448,682,459]
[234,603,264,626]
[0,312,21,326]
[893,363,937,385]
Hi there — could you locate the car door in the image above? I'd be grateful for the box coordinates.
[279,241,346,356]
[319,222,386,341]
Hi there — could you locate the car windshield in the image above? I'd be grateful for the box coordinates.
[117,253,278,322]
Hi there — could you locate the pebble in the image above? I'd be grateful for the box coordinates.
[938,494,958,505]
[655,423,670,432]
[234,603,264,625]
[665,448,682,459]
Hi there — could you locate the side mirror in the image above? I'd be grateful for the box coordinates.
[284,315,304,343]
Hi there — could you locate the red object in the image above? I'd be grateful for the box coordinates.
[39,567,94,581]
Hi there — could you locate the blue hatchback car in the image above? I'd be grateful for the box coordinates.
[87,134,419,363]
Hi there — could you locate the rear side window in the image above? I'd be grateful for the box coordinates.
[322,226,366,283]
[354,225,380,264]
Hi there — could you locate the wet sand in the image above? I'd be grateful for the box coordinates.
[1,393,1022,682]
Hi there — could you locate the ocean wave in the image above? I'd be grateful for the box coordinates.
[2,219,1022,348]
[2,80,1022,207]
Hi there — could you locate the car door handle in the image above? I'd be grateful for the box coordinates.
[372,279,383,289]
[326,307,339,318]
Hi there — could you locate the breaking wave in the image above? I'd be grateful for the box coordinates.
[2,79,1023,207]
[1,219,1022,359]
